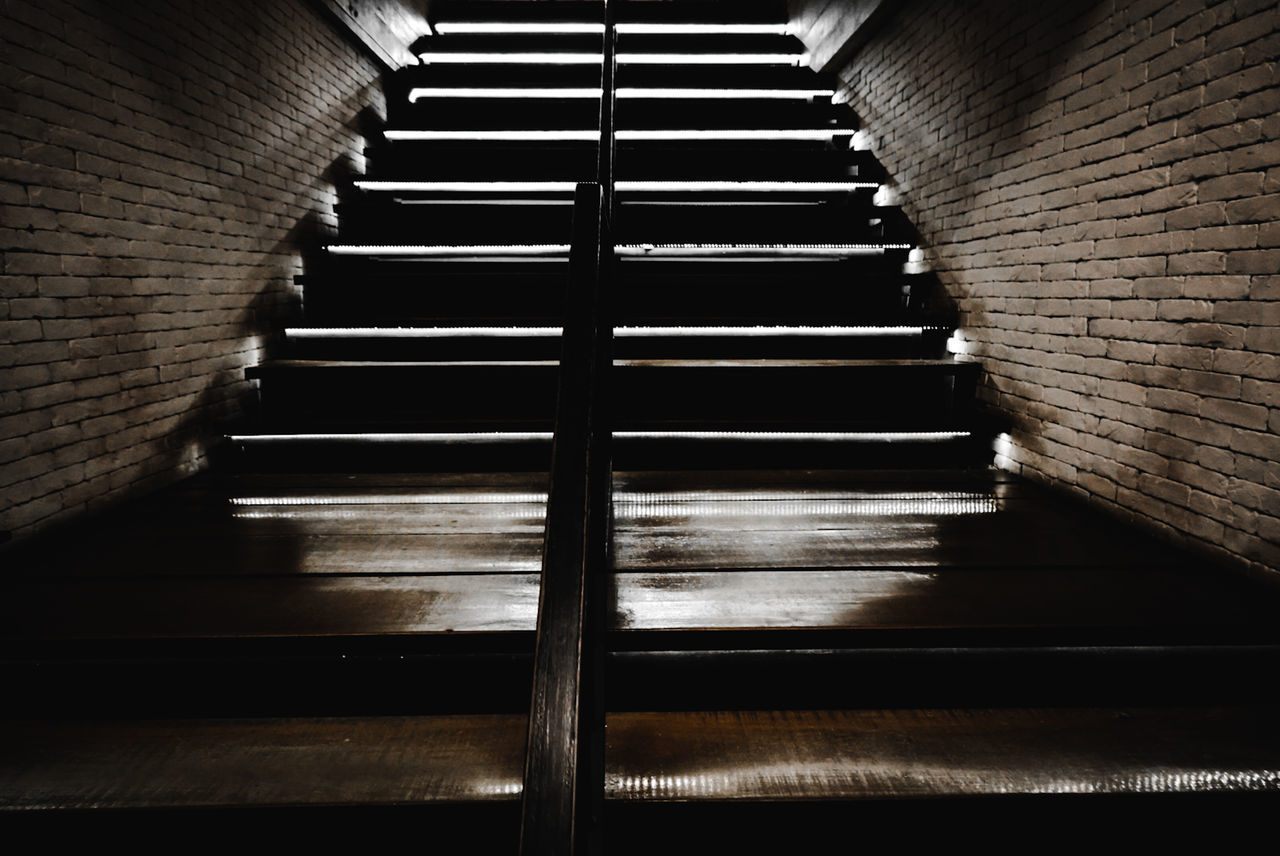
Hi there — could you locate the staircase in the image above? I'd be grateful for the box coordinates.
[3,0,1279,843]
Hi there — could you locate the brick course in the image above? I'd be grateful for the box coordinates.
[1,0,384,543]
[832,0,1279,573]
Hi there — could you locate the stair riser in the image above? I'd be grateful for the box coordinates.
[250,365,975,426]
[334,204,888,244]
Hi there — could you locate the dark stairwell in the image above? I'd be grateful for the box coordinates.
[2,0,1279,845]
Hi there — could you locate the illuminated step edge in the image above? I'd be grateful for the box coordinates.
[229,430,969,444]
[229,432,553,444]
[326,244,571,257]
[615,431,971,442]
[616,243,913,257]
[410,87,601,100]
[231,494,996,517]
[408,87,834,101]
[612,497,999,517]
[417,52,807,65]
[284,326,932,339]
[354,180,877,193]
[383,129,849,142]
[618,129,847,141]
[229,491,997,519]
[229,488,990,507]
[430,23,791,35]
[385,130,595,141]
[231,492,549,506]
[355,180,577,192]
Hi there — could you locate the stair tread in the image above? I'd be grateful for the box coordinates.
[6,705,1278,811]
[605,707,1280,800]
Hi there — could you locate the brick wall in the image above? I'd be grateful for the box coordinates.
[1,0,385,543]
[828,0,1278,574]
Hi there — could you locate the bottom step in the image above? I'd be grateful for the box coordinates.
[6,706,1276,811]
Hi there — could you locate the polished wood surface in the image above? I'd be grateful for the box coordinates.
[1,574,541,638]
[1,715,526,810]
[2,470,1271,641]
[606,707,1280,799]
[6,706,1277,810]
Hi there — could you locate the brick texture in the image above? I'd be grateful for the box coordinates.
[831,0,1279,574]
[1,0,384,542]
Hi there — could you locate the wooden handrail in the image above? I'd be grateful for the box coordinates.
[519,3,616,852]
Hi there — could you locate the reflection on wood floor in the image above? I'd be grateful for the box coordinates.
[3,467,1279,819]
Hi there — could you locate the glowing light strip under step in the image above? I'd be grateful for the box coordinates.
[385,129,596,141]
[229,489,990,507]
[231,493,548,506]
[616,243,913,257]
[355,180,578,192]
[408,87,835,101]
[384,129,850,142]
[410,87,602,100]
[284,326,931,338]
[618,87,834,99]
[619,180,878,192]
[327,244,570,256]
[229,432,553,443]
[615,431,971,442]
[430,23,792,35]
[229,430,969,444]
[354,180,877,193]
[417,52,807,65]
[617,129,849,141]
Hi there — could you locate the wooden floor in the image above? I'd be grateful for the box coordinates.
[2,467,1279,816]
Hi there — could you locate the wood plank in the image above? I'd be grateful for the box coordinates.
[611,521,1178,570]
[609,568,1266,632]
[7,533,545,578]
[0,574,541,639]
[9,706,1275,812]
[0,715,526,810]
[605,707,1280,799]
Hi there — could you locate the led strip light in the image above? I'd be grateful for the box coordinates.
[615,431,972,442]
[353,180,876,193]
[417,52,807,65]
[408,87,834,101]
[231,492,550,506]
[410,87,602,100]
[284,326,931,338]
[430,23,792,35]
[616,243,913,257]
[229,432,554,443]
[384,129,849,142]
[617,87,834,100]
[326,244,570,256]
[616,129,849,141]
[230,430,969,443]
[384,130,596,141]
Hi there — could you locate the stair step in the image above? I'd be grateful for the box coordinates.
[296,264,931,325]
[281,324,950,360]
[335,202,895,245]
[6,706,1277,813]
[226,430,987,472]
[367,143,874,181]
[605,707,1280,800]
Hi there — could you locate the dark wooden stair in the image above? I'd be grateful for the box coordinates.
[4,0,1279,839]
